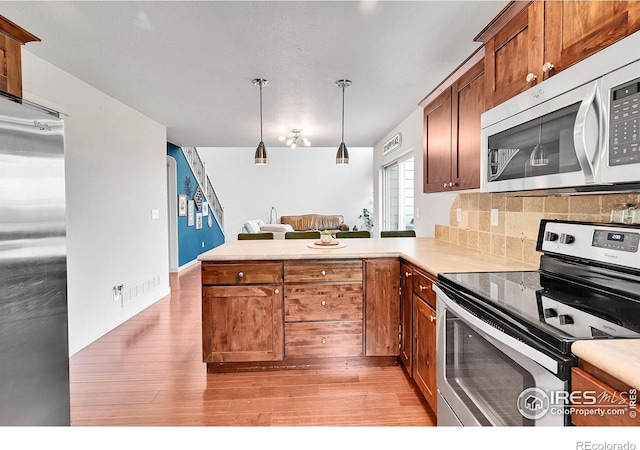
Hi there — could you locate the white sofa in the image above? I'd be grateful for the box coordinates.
[242,219,293,239]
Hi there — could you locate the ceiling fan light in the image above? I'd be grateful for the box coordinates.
[291,142,297,149]
[336,142,349,165]
[255,141,267,165]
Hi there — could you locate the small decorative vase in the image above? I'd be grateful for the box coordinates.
[321,234,332,244]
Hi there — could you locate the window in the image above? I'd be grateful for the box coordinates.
[383,155,414,231]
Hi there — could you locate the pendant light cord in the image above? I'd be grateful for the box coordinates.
[341,83,345,142]
[259,82,263,141]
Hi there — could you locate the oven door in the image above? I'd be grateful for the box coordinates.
[434,284,570,426]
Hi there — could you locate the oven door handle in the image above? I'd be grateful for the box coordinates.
[434,285,559,375]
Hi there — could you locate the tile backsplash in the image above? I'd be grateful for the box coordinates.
[434,192,640,266]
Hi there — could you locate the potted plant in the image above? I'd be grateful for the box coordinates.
[320,230,333,244]
[359,208,373,232]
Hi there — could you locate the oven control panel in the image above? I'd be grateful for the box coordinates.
[539,220,640,269]
[592,229,639,252]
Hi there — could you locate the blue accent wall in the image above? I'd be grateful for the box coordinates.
[168,143,225,267]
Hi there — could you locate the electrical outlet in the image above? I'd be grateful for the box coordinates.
[113,284,123,302]
[457,208,462,222]
[201,241,205,248]
[491,209,499,226]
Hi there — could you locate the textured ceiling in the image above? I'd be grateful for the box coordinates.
[0,1,507,148]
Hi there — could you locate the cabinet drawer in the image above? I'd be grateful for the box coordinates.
[285,283,363,322]
[284,260,363,283]
[413,269,437,309]
[285,321,363,359]
[202,261,283,285]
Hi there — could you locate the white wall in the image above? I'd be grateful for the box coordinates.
[373,107,455,237]
[198,146,374,238]
[22,52,171,356]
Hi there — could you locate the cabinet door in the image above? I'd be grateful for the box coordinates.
[544,0,640,77]
[364,258,400,356]
[452,60,484,191]
[399,263,413,372]
[484,1,544,109]
[413,295,437,413]
[0,34,22,99]
[423,88,452,193]
[202,285,283,363]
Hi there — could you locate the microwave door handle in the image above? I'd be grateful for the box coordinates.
[573,82,602,183]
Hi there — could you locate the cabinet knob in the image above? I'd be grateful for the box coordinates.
[321,300,327,307]
[429,315,436,322]
[405,271,411,278]
[526,72,537,83]
[274,289,280,294]
[448,181,455,188]
[443,182,448,188]
[542,61,555,72]
[238,271,244,278]
[419,284,427,291]
[321,270,326,276]
[321,337,327,344]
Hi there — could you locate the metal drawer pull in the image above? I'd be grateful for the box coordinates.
[321,270,326,276]
[321,300,327,307]
[419,284,427,291]
[321,337,327,344]
[238,272,244,278]
[275,289,279,294]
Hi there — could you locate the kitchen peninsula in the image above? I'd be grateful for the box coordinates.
[197,237,536,407]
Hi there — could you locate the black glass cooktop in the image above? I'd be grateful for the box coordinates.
[437,269,640,353]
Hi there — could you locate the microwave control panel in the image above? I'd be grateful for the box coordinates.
[610,77,640,166]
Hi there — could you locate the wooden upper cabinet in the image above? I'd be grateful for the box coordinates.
[423,88,452,193]
[482,0,640,109]
[544,0,640,77]
[0,16,40,101]
[452,60,484,191]
[422,54,484,193]
[483,2,543,109]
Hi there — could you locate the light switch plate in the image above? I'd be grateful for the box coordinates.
[491,209,499,226]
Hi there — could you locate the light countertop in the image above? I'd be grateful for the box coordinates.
[571,340,640,390]
[197,237,537,275]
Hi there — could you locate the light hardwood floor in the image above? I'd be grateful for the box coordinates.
[69,263,435,426]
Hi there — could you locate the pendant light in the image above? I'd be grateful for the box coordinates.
[335,79,352,165]
[253,78,268,165]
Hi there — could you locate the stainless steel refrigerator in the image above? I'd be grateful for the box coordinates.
[0,97,70,425]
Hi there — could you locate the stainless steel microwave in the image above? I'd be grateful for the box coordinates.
[481,31,640,194]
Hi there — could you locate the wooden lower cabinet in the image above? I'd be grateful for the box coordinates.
[399,262,413,372]
[571,361,639,426]
[400,260,438,413]
[364,258,400,356]
[202,258,402,370]
[413,293,437,414]
[202,284,283,363]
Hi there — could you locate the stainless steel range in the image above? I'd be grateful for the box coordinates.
[434,219,640,426]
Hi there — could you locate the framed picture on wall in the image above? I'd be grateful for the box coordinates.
[202,201,209,216]
[195,213,203,230]
[178,195,187,216]
[187,200,195,226]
